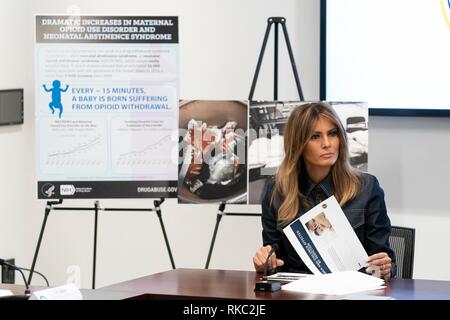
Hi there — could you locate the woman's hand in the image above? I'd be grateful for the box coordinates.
[366,252,392,280]
[253,245,284,273]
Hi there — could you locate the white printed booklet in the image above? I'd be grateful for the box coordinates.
[283,195,368,274]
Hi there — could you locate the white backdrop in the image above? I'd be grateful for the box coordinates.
[0,0,449,288]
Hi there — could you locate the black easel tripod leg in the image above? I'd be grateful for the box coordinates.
[27,203,52,285]
[205,213,223,269]
[92,201,99,289]
[280,21,304,101]
[205,203,226,269]
[248,19,273,100]
[154,199,176,269]
[274,20,279,100]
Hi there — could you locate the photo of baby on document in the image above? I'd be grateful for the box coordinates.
[305,212,337,243]
[304,210,359,271]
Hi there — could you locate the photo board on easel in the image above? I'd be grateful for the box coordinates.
[178,100,248,204]
[35,15,179,199]
[248,101,368,205]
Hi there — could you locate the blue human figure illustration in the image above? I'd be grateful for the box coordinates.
[43,80,69,118]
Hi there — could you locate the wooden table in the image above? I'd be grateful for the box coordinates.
[101,268,450,300]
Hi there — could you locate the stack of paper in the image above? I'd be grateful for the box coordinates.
[0,289,13,297]
[267,272,311,282]
[282,271,385,295]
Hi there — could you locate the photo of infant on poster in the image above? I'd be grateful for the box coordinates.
[305,212,336,241]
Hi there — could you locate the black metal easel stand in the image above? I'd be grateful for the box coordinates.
[28,197,175,289]
[205,203,261,269]
[205,17,305,269]
[248,17,304,101]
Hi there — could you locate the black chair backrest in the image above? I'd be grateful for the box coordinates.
[389,226,415,279]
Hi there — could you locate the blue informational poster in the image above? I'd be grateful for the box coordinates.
[35,15,179,199]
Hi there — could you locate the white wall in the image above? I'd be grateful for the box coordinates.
[0,0,448,289]
[370,116,450,281]
[0,0,31,272]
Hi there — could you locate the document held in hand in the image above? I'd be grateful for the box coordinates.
[283,195,368,274]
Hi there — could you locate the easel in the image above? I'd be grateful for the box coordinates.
[205,17,304,269]
[28,197,175,289]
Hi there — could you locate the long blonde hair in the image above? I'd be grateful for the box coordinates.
[273,102,361,226]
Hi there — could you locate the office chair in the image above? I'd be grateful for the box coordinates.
[389,226,415,279]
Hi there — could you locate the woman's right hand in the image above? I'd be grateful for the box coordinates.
[253,245,284,273]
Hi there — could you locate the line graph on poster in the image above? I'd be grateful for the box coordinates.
[112,131,176,177]
[47,136,101,158]
[41,134,107,173]
[117,134,171,160]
